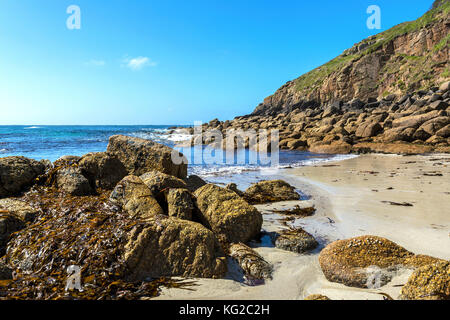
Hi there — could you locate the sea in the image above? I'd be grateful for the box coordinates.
[0,125,357,189]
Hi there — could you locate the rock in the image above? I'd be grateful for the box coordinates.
[400,261,450,300]
[355,122,383,138]
[436,124,450,138]
[323,105,340,118]
[57,155,81,163]
[139,170,187,195]
[124,215,227,281]
[273,228,318,253]
[229,243,272,281]
[110,175,164,219]
[244,180,300,204]
[439,81,450,92]
[165,188,194,220]
[286,139,308,149]
[391,110,442,128]
[225,183,244,197]
[304,294,331,300]
[309,141,353,154]
[0,211,25,255]
[0,156,46,198]
[78,152,127,190]
[419,116,449,135]
[429,100,448,110]
[0,198,38,222]
[194,184,262,244]
[107,135,188,179]
[185,175,207,192]
[0,261,12,280]
[318,235,443,288]
[56,167,92,196]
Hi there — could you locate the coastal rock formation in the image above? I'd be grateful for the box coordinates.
[107,135,188,179]
[56,167,93,196]
[139,170,187,195]
[165,188,194,220]
[193,2,450,155]
[123,215,227,281]
[0,198,39,222]
[318,235,443,288]
[273,228,318,253]
[229,243,272,281]
[78,152,127,190]
[225,183,244,197]
[0,156,45,198]
[244,180,300,204]
[400,261,450,300]
[194,184,263,244]
[110,175,164,219]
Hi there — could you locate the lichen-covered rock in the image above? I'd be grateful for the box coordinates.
[229,243,272,281]
[273,228,318,253]
[185,175,207,192]
[165,188,193,220]
[107,135,188,179]
[0,198,39,222]
[0,261,12,280]
[194,184,262,244]
[78,152,127,190]
[56,167,93,196]
[0,156,45,198]
[0,212,25,255]
[124,215,227,281]
[400,261,450,300]
[110,175,163,219]
[318,236,443,288]
[139,170,187,195]
[244,180,300,204]
[304,294,331,300]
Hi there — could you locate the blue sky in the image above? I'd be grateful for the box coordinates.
[0,0,433,125]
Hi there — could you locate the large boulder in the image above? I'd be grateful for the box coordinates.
[110,175,164,219]
[123,215,227,281]
[0,198,39,222]
[107,135,188,179]
[273,228,318,253]
[0,211,25,255]
[318,236,443,288]
[139,170,187,195]
[229,243,272,281]
[355,122,383,138]
[0,156,45,198]
[165,188,194,220]
[244,180,300,204]
[78,152,127,190]
[56,167,92,196]
[194,184,262,244]
[400,261,450,300]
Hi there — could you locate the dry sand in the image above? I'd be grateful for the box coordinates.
[155,154,450,300]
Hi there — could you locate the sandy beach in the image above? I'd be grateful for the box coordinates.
[155,153,450,300]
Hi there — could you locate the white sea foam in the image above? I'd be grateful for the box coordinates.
[24,126,42,129]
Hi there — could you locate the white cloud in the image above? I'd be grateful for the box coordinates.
[124,56,157,70]
[85,59,106,67]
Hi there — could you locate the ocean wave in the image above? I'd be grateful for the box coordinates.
[190,154,359,177]
[24,126,42,129]
[0,148,8,153]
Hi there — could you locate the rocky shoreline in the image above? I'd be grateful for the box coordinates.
[0,135,448,300]
[176,82,450,155]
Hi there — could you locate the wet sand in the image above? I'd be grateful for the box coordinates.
[155,154,450,300]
